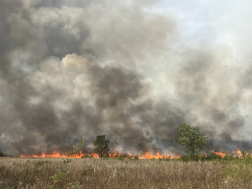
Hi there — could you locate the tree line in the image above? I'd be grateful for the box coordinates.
[93,123,208,160]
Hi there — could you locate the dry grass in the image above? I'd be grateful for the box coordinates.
[0,157,252,189]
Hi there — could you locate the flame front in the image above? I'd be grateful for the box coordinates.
[20,151,99,158]
[212,149,226,158]
[20,151,179,159]
[20,149,249,159]
[212,149,249,158]
[138,152,180,159]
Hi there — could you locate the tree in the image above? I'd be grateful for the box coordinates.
[93,135,110,158]
[176,123,208,160]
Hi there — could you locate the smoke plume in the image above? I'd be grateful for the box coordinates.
[1,0,252,157]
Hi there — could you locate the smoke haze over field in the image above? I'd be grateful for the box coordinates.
[1,0,252,156]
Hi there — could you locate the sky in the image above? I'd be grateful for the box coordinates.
[1,0,252,156]
[158,0,252,63]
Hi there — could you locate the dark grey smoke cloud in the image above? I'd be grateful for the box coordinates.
[1,0,252,157]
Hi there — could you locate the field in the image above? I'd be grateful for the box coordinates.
[1,157,252,189]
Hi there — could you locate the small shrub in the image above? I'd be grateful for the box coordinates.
[199,151,222,161]
[68,181,82,189]
[117,156,125,160]
[179,155,191,162]
[133,156,139,160]
[47,140,84,189]
[222,154,235,161]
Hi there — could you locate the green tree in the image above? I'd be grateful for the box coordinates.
[93,135,110,157]
[177,123,208,160]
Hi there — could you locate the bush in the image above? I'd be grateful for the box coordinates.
[201,152,222,161]
[117,156,125,160]
[222,154,236,161]
[131,156,139,160]
[179,155,191,162]
[176,123,208,160]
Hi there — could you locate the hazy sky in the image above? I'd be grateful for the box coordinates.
[158,0,252,62]
[1,0,252,156]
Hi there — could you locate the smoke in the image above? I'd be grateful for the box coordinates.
[1,0,252,156]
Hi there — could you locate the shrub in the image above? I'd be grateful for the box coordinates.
[177,123,208,160]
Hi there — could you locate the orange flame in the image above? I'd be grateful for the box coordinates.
[139,152,180,159]
[20,149,250,159]
[212,149,226,158]
[20,151,99,158]
[20,151,180,159]
[212,149,249,158]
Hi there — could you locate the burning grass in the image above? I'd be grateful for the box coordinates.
[19,151,180,160]
[1,157,252,189]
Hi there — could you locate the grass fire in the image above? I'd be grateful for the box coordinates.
[20,151,181,160]
[18,149,248,160]
[1,125,252,188]
[1,0,252,188]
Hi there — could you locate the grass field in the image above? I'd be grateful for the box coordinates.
[1,157,252,189]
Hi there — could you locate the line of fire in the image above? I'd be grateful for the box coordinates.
[20,149,247,159]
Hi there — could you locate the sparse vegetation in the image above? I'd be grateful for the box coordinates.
[47,140,84,189]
